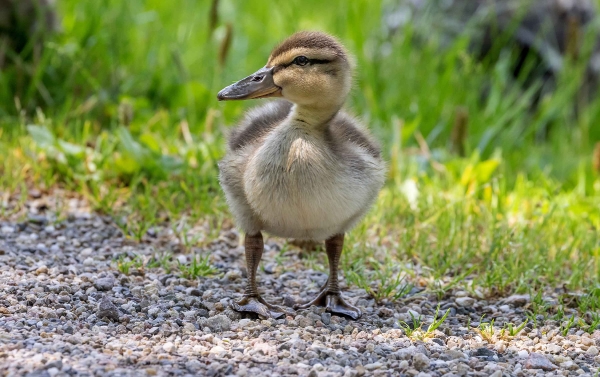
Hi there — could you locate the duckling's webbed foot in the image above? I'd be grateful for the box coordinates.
[232,294,292,319]
[294,289,361,320]
[294,234,362,320]
[231,232,293,319]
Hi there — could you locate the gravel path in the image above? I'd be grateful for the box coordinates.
[1,191,599,376]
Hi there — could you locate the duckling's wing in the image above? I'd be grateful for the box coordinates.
[219,100,292,235]
[227,100,292,151]
[326,111,381,161]
[323,112,385,235]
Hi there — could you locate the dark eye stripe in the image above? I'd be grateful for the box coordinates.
[309,59,331,65]
[279,58,333,69]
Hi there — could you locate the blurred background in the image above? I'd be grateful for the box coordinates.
[2,0,600,179]
[1,0,599,293]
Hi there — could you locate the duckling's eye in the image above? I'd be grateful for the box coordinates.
[293,56,309,66]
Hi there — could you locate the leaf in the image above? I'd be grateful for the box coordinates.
[159,155,182,173]
[460,164,474,187]
[117,127,148,162]
[402,117,420,143]
[113,154,140,175]
[474,159,500,183]
[58,140,85,157]
[140,133,161,153]
[27,125,55,148]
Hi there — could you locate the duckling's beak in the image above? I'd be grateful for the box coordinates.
[217,67,281,101]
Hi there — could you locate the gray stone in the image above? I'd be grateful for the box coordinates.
[502,294,530,306]
[96,295,119,322]
[431,338,444,346]
[185,360,202,373]
[524,353,558,371]
[473,347,496,358]
[94,277,114,291]
[44,360,62,370]
[413,353,430,371]
[186,288,201,296]
[224,308,242,321]
[455,297,475,307]
[443,350,466,360]
[297,315,314,328]
[201,314,231,332]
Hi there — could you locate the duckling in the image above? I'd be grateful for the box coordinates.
[217,31,385,320]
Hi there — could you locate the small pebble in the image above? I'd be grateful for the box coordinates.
[163,342,176,353]
[455,297,475,307]
[586,346,599,356]
[524,352,558,371]
[97,295,119,322]
[413,353,430,371]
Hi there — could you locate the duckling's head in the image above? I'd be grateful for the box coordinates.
[218,31,352,111]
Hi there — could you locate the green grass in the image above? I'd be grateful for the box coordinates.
[1,0,600,322]
[178,254,219,280]
[500,320,529,338]
[114,253,145,276]
[399,305,451,341]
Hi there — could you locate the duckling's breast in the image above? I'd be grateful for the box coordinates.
[243,125,383,240]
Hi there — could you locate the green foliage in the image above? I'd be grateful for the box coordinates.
[427,305,451,334]
[560,315,577,336]
[583,314,600,334]
[399,305,450,341]
[476,317,496,342]
[147,252,174,273]
[114,253,144,275]
[398,312,424,340]
[345,258,413,303]
[178,254,218,279]
[500,320,529,338]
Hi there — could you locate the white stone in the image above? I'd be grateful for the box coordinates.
[546,344,562,353]
[455,297,475,307]
[363,362,383,370]
[162,342,176,353]
[407,309,420,318]
[209,345,225,354]
[1,226,14,234]
[586,346,599,356]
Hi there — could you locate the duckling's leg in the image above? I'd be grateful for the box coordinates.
[231,232,293,319]
[294,234,362,320]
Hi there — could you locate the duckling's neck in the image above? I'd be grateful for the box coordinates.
[289,103,341,128]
